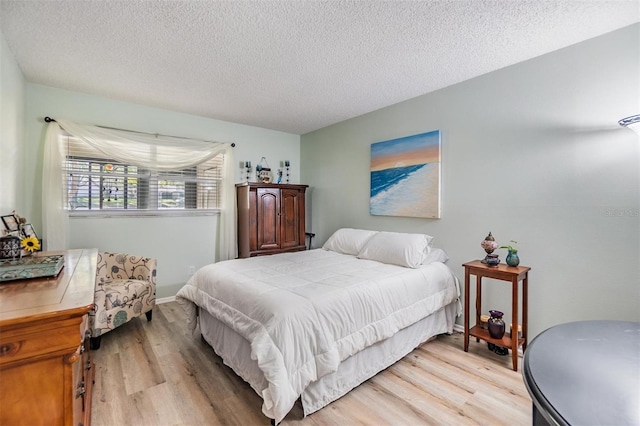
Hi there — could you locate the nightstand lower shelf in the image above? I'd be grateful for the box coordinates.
[469,325,525,349]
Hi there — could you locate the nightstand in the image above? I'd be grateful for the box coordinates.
[462,260,531,371]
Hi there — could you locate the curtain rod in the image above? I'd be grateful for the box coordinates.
[44,116,236,147]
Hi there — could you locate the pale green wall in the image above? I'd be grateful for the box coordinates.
[0,26,25,215]
[3,23,639,326]
[301,24,640,338]
[22,85,300,298]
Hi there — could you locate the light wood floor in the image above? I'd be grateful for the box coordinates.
[91,302,532,426]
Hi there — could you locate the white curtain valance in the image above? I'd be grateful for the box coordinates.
[56,119,228,171]
[42,119,237,261]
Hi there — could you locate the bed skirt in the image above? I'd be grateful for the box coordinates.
[198,300,459,419]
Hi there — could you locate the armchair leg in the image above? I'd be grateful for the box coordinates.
[90,336,102,350]
[145,310,153,321]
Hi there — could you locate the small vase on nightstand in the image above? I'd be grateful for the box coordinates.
[506,250,520,267]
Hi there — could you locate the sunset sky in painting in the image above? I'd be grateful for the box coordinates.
[370,130,440,171]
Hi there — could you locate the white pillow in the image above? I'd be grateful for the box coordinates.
[322,228,379,256]
[357,231,434,268]
[422,247,449,265]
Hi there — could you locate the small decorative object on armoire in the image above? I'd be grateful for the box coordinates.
[488,309,506,339]
[245,161,252,182]
[256,157,272,183]
[480,232,499,265]
[236,182,308,258]
[500,240,520,267]
[284,160,290,183]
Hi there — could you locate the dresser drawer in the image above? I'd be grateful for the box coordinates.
[0,356,66,424]
[0,316,84,367]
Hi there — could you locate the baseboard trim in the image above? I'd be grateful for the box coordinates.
[157,296,176,305]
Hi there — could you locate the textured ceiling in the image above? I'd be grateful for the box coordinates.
[1,1,639,135]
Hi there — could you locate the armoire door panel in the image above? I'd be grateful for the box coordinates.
[281,188,302,249]
[256,188,280,250]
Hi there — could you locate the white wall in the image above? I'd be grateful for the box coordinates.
[24,85,300,297]
[0,26,25,215]
[69,215,217,297]
[301,24,640,339]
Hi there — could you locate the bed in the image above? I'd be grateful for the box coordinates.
[176,229,461,423]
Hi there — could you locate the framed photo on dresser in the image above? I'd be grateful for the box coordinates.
[1,214,20,234]
[21,224,38,240]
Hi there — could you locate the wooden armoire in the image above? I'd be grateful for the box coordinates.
[236,183,308,258]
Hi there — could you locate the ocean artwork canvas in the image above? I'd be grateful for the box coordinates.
[370,130,441,218]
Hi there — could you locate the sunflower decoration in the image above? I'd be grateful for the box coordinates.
[21,236,40,253]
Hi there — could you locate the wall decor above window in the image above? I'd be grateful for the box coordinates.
[370,130,441,219]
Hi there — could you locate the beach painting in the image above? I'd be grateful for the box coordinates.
[370,130,441,218]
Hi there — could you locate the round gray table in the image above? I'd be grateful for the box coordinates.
[523,320,640,425]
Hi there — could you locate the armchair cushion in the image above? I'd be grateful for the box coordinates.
[103,279,151,310]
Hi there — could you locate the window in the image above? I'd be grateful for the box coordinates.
[63,136,223,212]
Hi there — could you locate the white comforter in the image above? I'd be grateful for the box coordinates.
[176,249,460,423]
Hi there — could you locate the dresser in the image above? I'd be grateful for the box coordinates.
[0,249,97,426]
[237,183,308,258]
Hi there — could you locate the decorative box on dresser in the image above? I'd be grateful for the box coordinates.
[237,183,308,258]
[0,249,97,426]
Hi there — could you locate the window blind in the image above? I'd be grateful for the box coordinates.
[63,135,223,211]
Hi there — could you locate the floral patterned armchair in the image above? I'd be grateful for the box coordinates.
[89,252,157,349]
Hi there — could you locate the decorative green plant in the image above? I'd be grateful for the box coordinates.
[499,240,518,253]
